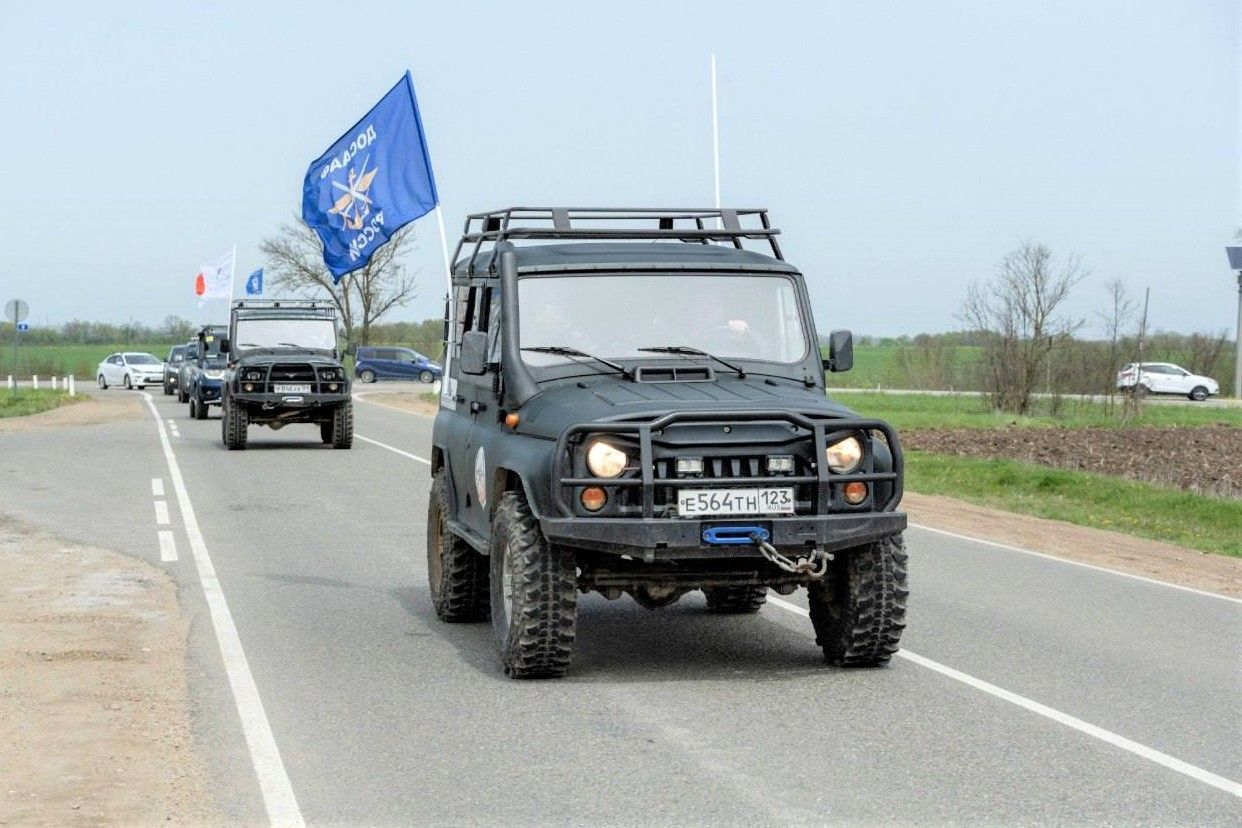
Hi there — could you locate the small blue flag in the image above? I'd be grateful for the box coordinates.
[245,268,264,295]
[302,72,439,282]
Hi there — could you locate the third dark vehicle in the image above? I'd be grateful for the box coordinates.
[218,300,352,450]
[427,208,908,679]
[186,324,227,420]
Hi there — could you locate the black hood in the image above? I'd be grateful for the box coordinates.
[234,351,340,367]
[515,375,857,439]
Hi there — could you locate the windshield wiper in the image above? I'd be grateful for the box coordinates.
[522,346,633,380]
[637,345,746,378]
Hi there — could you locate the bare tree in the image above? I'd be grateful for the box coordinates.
[958,242,1086,413]
[1097,279,1136,409]
[160,315,196,343]
[259,219,418,346]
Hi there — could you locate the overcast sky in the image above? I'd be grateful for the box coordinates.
[0,1,1236,337]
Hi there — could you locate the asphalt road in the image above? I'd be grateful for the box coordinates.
[1,388,1239,825]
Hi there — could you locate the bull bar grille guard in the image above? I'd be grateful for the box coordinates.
[552,410,903,519]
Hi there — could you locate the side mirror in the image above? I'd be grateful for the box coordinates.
[459,330,489,375]
[219,339,230,354]
[824,329,853,373]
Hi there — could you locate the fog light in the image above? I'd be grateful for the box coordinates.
[766,455,794,474]
[580,486,607,512]
[675,456,704,476]
[328,383,339,391]
[243,383,254,392]
[843,482,868,504]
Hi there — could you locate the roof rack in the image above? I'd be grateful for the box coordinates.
[231,300,334,310]
[452,207,783,276]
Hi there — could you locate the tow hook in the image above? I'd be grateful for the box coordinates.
[700,525,832,579]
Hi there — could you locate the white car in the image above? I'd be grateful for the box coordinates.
[1116,362,1219,401]
[97,352,166,390]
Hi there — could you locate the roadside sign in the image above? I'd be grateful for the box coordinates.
[4,299,29,323]
[16,322,29,332]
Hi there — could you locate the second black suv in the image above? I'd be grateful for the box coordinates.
[428,208,907,679]
[218,300,352,450]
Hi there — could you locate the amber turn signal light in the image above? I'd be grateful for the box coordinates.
[843,482,868,505]
[504,412,520,428]
[580,486,607,511]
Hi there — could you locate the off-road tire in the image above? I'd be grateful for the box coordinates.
[97,374,107,390]
[359,369,376,383]
[328,401,353,449]
[1189,385,1208,402]
[426,471,489,622]
[808,534,908,667]
[703,585,768,614]
[222,399,248,450]
[192,393,208,420]
[489,491,577,678]
[419,370,434,383]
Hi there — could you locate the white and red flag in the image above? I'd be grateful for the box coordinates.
[195,249,234,307]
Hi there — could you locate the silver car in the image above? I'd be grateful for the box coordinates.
[96,352,165,390]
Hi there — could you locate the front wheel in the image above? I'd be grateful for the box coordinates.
[359,369,376,384]
[808,534,908,667]
[123,375,132,390]
[222,400,248,450]
[1189,386,1209,402]
[163,381,172,395]
[193,394,208,419]
[97,374,108,390]
[419,370,434,384]
[327,401,353,449]
[489,491,577,678]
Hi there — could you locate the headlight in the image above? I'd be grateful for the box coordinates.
[825,436,863,473]
[204,369,224,379]
[586,440,628,478]
[319,368,340,380]
[244,369,263,381]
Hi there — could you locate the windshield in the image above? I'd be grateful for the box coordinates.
[125,353,161,365]
[234,318,336,351]
[518,274,808,367]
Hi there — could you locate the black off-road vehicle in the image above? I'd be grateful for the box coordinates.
[428,208,907,678]
[218,300,353,450]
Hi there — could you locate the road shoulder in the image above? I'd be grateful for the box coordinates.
[904,491,1240,598]
[0,516,215,823]
[0,392,142,432]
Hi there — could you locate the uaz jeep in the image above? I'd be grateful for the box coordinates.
[218,300,353,450]
[428,208,907,678]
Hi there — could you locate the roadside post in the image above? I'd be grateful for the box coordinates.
[1225,246,1242,399]
[4,299,28,392]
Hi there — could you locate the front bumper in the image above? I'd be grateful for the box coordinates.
[541,511,906,560]
[230,391,352,408]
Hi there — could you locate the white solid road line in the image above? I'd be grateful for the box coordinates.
[356,434,431,465]
[909,522,1242,605]
[140,393,304,827]
[765,596,1242,799]
[158,529,178,562]
[151,477,165,497]
[154,499,170,525]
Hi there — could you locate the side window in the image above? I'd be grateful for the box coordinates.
[486,288,503,363]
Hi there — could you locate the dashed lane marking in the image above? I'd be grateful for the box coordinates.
[154,499,170,525]
[151,477,165,497]
[140,393,304,827]
[355,434,431,464]
[158,529,178,562]
[765,596,1242,799]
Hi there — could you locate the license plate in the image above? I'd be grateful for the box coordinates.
[678,487,795,517]
[273,383,311,393]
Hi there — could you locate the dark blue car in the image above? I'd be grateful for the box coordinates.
[354,346,442,384]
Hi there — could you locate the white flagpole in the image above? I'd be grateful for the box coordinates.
[434,205,456,406]
[710,54,721,225]
[228,245,238,310]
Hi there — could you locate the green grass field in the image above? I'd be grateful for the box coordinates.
[905,452,1242,557]
[830,391,1242,430]
[3,343,175,380]
[0,389,80,419]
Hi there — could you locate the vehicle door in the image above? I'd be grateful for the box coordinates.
[1167,367,1193,395]
[1145,365,1172,393]
[373,348,398,379]
[451,283,500,538]
[103,354,120,383]
[393,348,421,380]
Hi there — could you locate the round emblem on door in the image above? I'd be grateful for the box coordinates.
[474,447,487,508]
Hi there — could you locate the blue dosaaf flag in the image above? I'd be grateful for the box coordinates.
[302,72,439,281]
[245,268,264,295]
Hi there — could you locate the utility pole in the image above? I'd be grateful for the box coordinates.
[1225,247,1242,398]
